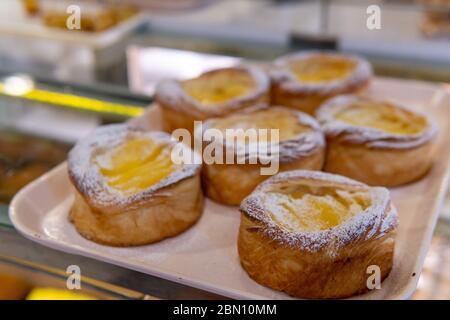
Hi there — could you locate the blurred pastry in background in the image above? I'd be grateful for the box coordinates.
[271,51,372,115]
[21,0,138,32]
[421,11,450,37]
[0,274,31,300]
[238,170,398,299]
[316,95,438,186]
[155,66,270,134]
[0,130,69,204]
[68,124,203,246]
[22,0,39,15]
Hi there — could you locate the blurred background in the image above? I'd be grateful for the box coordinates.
[0,0,449,300]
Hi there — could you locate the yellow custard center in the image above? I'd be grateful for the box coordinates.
[335,102,427,135]
[95,138,176,195]
[267,185,370,232]
[289,56,356,83]
[182,71,255,105]
[212,108,309,142]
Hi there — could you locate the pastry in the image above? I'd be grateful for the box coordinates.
[68,124,203,246]
[155,66,270,133]
[271,51,372,115]
[26,288,96,300]
[197,106,325,205]
[0,130,68,203]
[316,95,438,186]
[418,0,450,38]
[22,0,39,15]
[420,12,450,38]
[238,170,398,299]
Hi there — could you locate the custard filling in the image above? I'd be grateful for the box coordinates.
[335,102,427,135]
[265,185,371,232]
[289,56,356,83]
[212,108,309,142]
[182,71,255,105]
[95,137,176,195]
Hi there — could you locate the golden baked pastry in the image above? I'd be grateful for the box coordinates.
[238,170,398,299]
[22,0,39,15]
[26,288,96,300]
[40,2,138,32]
[420,11,450,38]
[197,106,325,205]
[155,66,270,133]
[271,51,372,115]
[68,124,203,246]
[316,95,438,186]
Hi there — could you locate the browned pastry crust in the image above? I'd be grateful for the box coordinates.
[316,95,438,187]
[270,51,372,115]
[155,66,271,133]
[68,124,203,246]
[324,139,435,187]
[238,170,398,299]
[197,106,326,206]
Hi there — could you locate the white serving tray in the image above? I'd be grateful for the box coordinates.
[9,78,450,299]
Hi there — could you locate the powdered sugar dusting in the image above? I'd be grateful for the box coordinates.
[155,66,270,118]
[271,51,372,95]
[68,124,201,211]
[316,95,438,149]
[198,106,325,164]
[240,170,398,256]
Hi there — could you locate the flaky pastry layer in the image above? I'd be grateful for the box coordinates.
[238,170,398,298]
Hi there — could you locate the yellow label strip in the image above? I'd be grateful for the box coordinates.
[0,83,145,118]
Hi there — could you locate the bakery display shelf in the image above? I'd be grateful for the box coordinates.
[9,77,450,299]
[0,254,149,300]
